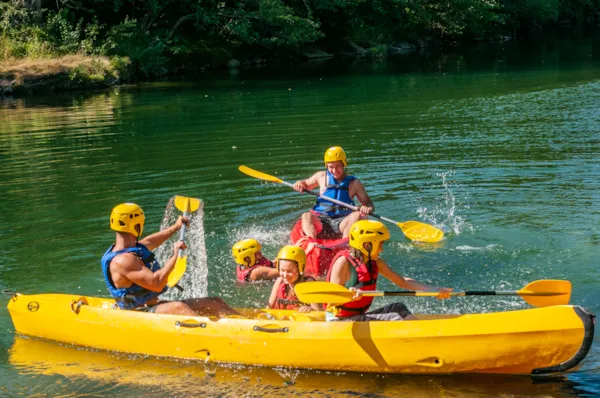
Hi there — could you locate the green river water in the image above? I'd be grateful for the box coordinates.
[0,38,599,397]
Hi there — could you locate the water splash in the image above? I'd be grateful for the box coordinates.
[455,244,499,252]
[157,196,208,300]
[417,170,473,236]
[229,223,291,250]
[274,367,300,385]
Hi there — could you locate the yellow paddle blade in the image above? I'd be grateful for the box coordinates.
[294,281,355,305]
[518,280,571,307]
[397,221,444,243]
[167,256,187,288]
[174,196,201,213]
[238,165,283,184]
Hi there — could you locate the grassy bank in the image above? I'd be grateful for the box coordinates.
[0,55,128,95]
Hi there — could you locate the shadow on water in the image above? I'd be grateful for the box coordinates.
[4,336,588,397]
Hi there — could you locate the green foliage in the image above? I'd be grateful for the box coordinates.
[504,0,560,28]
[68,59,112,83]
[193,0,322,48]
[0,0,599,77]
[558,0,600,25]
[421,0,506,38]
[45,10,85,54]
[105,17,168,76]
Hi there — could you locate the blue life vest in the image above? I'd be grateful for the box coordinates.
[312,171,356,218]
[101,243,167,309]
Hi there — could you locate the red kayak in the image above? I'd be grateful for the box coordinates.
[290,219,348,278]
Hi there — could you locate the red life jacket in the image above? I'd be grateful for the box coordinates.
[236,257,274,283]
[274,275,315,310]
[290,219,349,278]
[325,250,378,317]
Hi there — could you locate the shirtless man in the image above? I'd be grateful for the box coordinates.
[293,146,374,239]
[101,202,239,317]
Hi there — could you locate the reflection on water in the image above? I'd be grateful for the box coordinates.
[6,337,586,397]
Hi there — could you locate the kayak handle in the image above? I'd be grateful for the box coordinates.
[253,325,289,333]
[176,320,207,328]
[70,298,88,314]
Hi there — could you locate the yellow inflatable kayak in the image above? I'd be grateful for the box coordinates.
[7,293,594,375]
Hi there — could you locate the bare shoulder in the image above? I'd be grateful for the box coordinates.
[313,170,327,185]
[349,177,365,190]
[332,255,350,271]
[314,170,326,179]
[111,252,143,271]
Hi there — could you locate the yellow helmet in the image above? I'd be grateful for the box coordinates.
[349,220,390,259]
[324,146,347,167]
[232,239,262,267]
[276,245,307,274]
[110,203,145,238]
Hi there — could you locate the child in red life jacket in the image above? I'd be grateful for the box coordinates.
[268,246,320,312]
[326,220,452,321]
[232,239,279,283]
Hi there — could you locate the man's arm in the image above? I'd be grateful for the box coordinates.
[293,171,325,192]
[112,241,185,292]
[350,180,374,214]
[139,216,187,251]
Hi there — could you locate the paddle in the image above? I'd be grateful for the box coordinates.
[238,165,444,243]
[167,195,202,288]
[294,280,572,308]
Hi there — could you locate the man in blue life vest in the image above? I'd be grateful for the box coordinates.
[101,203,239,317]
[293,146,374,239]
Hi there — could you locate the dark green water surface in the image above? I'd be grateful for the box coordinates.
[1,38,599,396]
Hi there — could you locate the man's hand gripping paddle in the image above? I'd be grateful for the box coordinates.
[167,196,202,288]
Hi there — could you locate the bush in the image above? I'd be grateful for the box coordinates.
[105,17,168,77]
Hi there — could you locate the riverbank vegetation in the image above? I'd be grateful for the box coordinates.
[1,0,599,93]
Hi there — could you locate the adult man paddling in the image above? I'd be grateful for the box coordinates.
[326,220,451,321]
[293,146,374,239]
[101,203,239,317]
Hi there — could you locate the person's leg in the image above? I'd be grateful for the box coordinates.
[151,301,198,316]
[367,303,416,320]
[301,212,322,239]
[183,297,241,318]
[330,303,415,322]
[338,211,364,238]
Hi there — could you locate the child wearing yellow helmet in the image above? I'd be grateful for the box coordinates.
[292,146,375,240]
[325,220,452,321]
[268,246,320,312]
[232,239,279,283]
